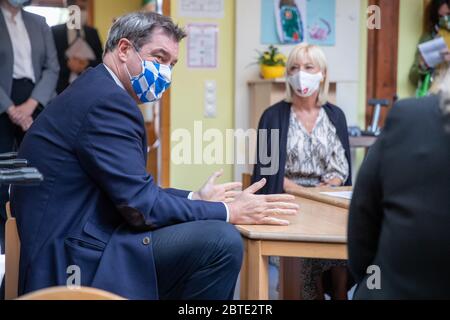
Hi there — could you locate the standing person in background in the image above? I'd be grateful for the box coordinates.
[410,0,450,96]
[52,0,103,94]
[0,0,59,253]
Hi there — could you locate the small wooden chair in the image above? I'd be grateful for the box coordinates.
[17,286,126,300]
[5,201,20,300]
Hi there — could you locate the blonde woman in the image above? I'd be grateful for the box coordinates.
[252,43,352,299]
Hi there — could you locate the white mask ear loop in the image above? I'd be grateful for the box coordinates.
[124,63,133,79]
[125,45,145,80]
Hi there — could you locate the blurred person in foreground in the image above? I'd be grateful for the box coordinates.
[349,67,450,299]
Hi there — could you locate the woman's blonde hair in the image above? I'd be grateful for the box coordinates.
[285,43,330,105]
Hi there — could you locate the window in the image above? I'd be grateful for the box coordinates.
[24,0,93,27]
[24,6,69,26]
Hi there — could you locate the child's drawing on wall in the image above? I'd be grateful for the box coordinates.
[275,0,306,44]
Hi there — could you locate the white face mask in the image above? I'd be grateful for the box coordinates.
[288,70,323,97]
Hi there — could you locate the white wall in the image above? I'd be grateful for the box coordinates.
[234,0,362,181]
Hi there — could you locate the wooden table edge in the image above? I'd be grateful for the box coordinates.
[285,186,351,209]
[236,227,347,244]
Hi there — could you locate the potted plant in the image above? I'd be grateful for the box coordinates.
[257,45,287,79]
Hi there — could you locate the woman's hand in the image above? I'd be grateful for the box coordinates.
[320,177,343,187]
[15,98,38,119]
[7,105,33,131]
[67,57,89,74]
[441,49,450,63]
[418,53,430,71]
[17,116,33,131]
[192,169,242,203]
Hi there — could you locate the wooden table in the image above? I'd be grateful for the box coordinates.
[237,186,351,300]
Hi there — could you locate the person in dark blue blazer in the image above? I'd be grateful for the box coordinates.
[252,44,352,300]
[8,12,299,300]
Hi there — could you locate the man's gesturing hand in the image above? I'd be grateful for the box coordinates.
[227,178,299,226]
[192,169,242,202]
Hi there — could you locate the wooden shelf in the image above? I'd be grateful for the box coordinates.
[248,77,287,84]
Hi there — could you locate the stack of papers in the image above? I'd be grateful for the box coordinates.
[418,37,448,68]
[320,191,353,200]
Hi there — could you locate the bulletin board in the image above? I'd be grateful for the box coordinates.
[186,23,219,69]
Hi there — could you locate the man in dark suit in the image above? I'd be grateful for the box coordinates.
[51,0,103,94]
[10,12,298,299]
[348,93,450,299]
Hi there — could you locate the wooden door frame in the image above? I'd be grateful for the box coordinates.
[87,0,93,26]
[160,0,171,187]
[366,0,400,128]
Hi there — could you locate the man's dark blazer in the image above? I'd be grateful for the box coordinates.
[51,24,103,94]
[251,100,352,194]
[11,64,227,299]
[348,95,450,299]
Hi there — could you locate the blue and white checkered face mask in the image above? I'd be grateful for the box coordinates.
[126,51,172,103]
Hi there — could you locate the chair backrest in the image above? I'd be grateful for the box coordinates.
[5,201,20,300]
[17,286,126,300]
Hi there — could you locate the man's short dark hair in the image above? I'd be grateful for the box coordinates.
[104,12,187,54]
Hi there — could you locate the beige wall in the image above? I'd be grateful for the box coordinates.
[93,0,142,45]
[169,0,236,190]
[397,0,425,99]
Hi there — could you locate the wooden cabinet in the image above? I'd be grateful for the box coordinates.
[248,79,287,130]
